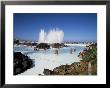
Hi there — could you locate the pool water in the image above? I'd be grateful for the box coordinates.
[14,44,86,75]
[14,45,85,55]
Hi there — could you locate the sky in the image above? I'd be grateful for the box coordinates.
[14,13,97,42]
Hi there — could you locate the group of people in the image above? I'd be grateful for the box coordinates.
[54,48,76,55]
[34,47,76,55]
[70,48,76,54]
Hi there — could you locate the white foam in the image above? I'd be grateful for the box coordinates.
[65,44,87,46]
[19,52,82,75]
[14,45,84,75]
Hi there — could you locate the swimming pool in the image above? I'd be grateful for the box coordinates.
[14,44,86,75]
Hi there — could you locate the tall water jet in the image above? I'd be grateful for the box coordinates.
[38,29,46,43]
[46,28,64,44]
[38,28,64,50]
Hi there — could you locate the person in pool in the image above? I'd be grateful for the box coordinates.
[70,48,73,54]
[55,49,59,54]
[70,48,76,54]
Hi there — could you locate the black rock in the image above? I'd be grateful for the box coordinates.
[36,43,50,49]
[43,69,54,75]
[14,52,34,75]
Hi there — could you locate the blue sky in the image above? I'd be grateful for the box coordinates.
[14,13,97,42]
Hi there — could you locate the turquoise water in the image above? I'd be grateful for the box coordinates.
[37,46,84,55]
[14,45,85,56]
[14,45,86,75]
[14,45,34,51]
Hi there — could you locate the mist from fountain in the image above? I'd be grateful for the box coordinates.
[38,28,64,44]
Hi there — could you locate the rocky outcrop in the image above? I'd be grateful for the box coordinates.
[35,43,68,50]
[36,43,50,50]
[43,61,89,75]
[14,52,34,75]
[51,43,68,48]
[43,69,54,75]
[43,45,97,75]
[14,39,20,45]
[78,44,97,59]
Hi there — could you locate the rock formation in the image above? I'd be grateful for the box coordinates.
[14,52,34,75]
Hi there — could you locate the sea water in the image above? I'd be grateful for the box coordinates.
[14,44,86,75]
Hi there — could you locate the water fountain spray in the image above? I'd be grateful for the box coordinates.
[38,28,64,44]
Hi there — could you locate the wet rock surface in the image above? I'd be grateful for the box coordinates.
[36,43,50,50]
[14,52,34,75]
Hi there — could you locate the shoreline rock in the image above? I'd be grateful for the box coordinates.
[43,44,97,75]
[14,52,34,75]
